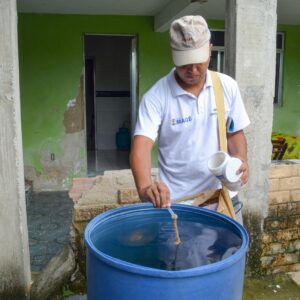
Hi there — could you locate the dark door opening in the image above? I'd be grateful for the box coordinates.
[85,58,96,151]
[84,35,137,176]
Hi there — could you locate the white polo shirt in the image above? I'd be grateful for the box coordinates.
[134,69,250,202]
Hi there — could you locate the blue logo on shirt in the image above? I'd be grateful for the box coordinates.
[171,115,192,126]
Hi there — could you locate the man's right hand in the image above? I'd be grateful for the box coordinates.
[139,181,171,208]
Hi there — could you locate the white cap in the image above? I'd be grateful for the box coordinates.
[169,15,211,66]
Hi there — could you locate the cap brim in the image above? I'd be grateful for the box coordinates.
[172,41,210,66]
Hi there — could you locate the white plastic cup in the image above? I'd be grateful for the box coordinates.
[223,157,243,191]
[207,151,230,176]
[208,152,243,191]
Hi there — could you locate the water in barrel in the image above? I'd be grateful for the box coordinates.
[91,210,242,271]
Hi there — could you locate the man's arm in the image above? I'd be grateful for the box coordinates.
[227,130,249,185]
[130,135,170,208]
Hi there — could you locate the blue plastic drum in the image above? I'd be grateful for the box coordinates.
[84,204,249,300]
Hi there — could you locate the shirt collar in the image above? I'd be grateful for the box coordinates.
[167,68,213,98]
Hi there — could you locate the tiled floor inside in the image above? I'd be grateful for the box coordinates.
[26,191,73,272]
[87,149,130,176]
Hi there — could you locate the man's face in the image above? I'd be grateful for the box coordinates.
[174,45,212,87]
[175,60,210,86]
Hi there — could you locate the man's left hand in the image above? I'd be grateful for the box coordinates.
[236,160,249,185]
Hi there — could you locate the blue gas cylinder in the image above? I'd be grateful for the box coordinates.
[116,126,131,150]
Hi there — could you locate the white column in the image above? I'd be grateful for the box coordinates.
[0,0,31,298]
[225,0,277,275]
[225,0,277,214]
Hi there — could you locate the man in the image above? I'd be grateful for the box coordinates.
[130,15,250,214]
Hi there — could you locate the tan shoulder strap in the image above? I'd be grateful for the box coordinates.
[210,71,236,219]
[210,71,227,152]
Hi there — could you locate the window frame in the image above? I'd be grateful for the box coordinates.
[209,29,225,73]
[210,46,224,73]
[274,32,284,106]
[209,29,284,106]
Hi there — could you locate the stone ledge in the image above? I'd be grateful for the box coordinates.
[268,191,290,204]
[262,228,300,243]
[270,163,299,179]
[262,239,300,256]
[272,253,299,267]
[264,217,288,230]
[279,177,300,191]
[269,178,279,192]
[264,263,300,274]
[267,202,300,218]
[118,188,140,204]
[291,190,300,201]
[69,168,158,207]
[73,204,120,222]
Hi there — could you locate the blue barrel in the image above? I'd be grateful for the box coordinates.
[84,204,249,300]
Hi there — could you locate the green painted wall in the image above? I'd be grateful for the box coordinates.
[274,24,300,135]
[18,14,300,188]
[18,14,173,188]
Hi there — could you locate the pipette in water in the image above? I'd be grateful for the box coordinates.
[167,207,181,245]
[167,207,177,219]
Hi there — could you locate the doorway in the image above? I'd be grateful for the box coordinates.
[84,35,137,176]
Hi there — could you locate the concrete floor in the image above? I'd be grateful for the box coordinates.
[26,149,129,272]
[26,191,73,272]
[25,152,129,298]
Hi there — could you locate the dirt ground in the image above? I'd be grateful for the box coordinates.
[243,274,300,300]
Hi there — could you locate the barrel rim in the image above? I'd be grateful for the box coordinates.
[84,203,249,278]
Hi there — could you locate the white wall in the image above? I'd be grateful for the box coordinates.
[96,98,130,149]
[85,35,131,150]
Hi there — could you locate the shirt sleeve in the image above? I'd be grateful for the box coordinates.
[134,92,163,142]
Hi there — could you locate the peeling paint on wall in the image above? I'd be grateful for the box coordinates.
[63,76,84,134]
[67,99,77,108]
[25,131,86,191]
[24,74,87,191]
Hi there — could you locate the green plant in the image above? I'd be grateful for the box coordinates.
[62,287,74,297]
